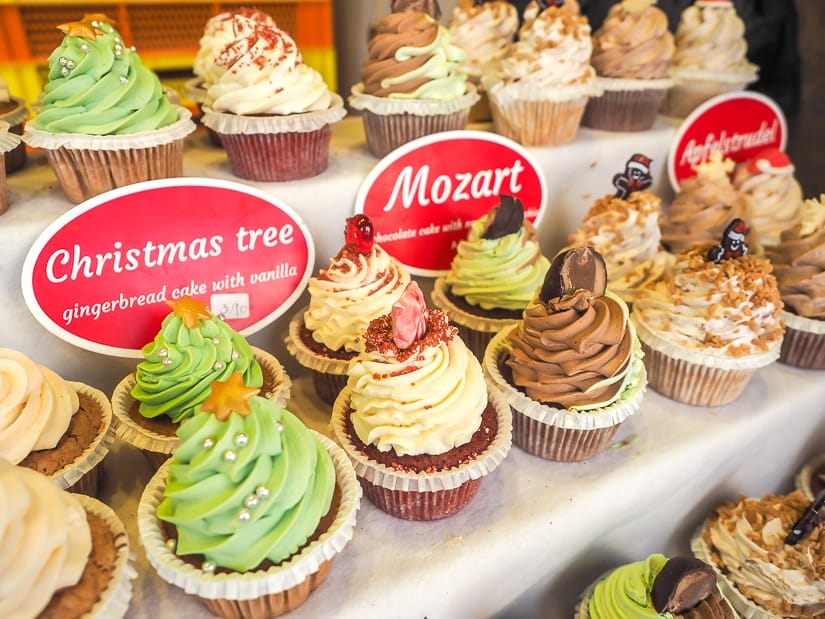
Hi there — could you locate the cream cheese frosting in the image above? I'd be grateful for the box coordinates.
[346,300,486,457]
[447,0,518,80]
[0,348,78,464]
[0,459,92,619]
[207,15,331,115]
[702,491,825,617]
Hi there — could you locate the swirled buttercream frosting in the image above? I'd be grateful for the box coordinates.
[33,14,177,134]
[132,296,262,423]
[207,16,331,115]
[0,459,92,619]
[0,348,79,464]
[361,10,467,100]
[346,300,486,457]
[591,0,674,79]
[701,491,825,617]
[448,1,518,80]
[158,374,335,572]
[633,248,784,357]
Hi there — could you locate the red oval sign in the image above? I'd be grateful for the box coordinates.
[22,179,314,357]
[355,131,547,276]
[668,91,787,191]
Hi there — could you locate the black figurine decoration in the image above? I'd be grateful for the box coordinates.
[785,489,825,545]
[707,219,748,263]
[613,153,653,199]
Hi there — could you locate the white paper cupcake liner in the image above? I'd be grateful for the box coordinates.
[184,77,209,105]
[202,93,346,135]
[594,75,675,93]
[483,330,646,431]
[781,310,825,335]
[431,278,522,334]
[110,347,291,455]
[691,529,781,619]
[795,452,825,501]
[633,313,782,371]
[329,386,512,493]
[348,82,479,117]
[50,381,114,491]
[483,76,602,105]
[138,433,361,601]
[23,106,195,150]
[284,308,351,377]
[0,97,29,127]
[75,494,137,619]
[0,121,21,153]
[671,66,758,86]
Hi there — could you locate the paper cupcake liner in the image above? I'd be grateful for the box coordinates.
[0,154,7,215]
[110,347,291,458]
[0,97,30,128]
[661,74,755,119]
[483,77,602,105]
[582,87,669,132]
[0,120,21,153]
[361,106,470,158]
[184,77,209,105]
[779,311,825,369]
[74,494,137,619]
[219,126,333,181]
[201,93,346,135]
[138,433,360,607]
[671,66,758,86]
[691,529,781,619]
[795,452,825,501]
[488,93,587,146]
[348,82,479,117]
[483,331,645,461]
[330,387,511,509]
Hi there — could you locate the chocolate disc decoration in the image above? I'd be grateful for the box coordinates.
[613,153,653,199]
[651,556,717,614]
[707,218,748,263]
[785,488,825,545]
[482,195,524,240]
[391,0,442,20]
[540,246,607,302]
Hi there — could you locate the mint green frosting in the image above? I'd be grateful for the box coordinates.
[157,398,335,572]
[445,217,550,311]
[132,310,263,423]
[588,554,669,618]
[33,19,177,134]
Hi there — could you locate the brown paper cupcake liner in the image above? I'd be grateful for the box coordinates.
[219,126,333,181]
[0,98,28,173]
[360,477,483,521]
[488,96,587,146]
[310,370,349,407]
[582,87,668,132]
[512,412,620,462]
[778,313,825,369]
[361,108,470,158]
[0,154,6,215]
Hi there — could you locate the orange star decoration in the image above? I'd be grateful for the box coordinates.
[201,372,260,421]
[57,13,116,39]
[167,296,212,328]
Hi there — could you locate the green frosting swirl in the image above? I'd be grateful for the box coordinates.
[33,18,177,134]
[157,398,335,572]
[588,554,668,618]
[445,217,550,311]
[132,310,263,423]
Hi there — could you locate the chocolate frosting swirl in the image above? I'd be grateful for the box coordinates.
[767,223,825,319]
[506,289,633,408]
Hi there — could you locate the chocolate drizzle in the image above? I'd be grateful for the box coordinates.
[651,556,717,614]
[540,247,608,302]
[482,195,524,240]
[391,0,442,19]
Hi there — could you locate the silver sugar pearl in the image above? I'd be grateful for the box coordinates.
[245,494,259,508]
[202,437,215,449]
[265,391,274,399]
[212,337,221,345]
[58,56,68,66]
[255,485,269,498]
[60,67,69,77]
[238,509,251,521]
[114,36,122,43]
[231,350,239,360]
[234,433,248,447]
[165,538,176,551]
[114,43,123,51]
[158,348,168,357]
[213,361,225,371]
[66,59,75,68]
[115,49,122,56]
[80,43,89,52]
[201,561,216,573]
[119,76,127,84]
[277,422,284,432]
[130,46,137,52]
[223,449,236,462]
[162,358,172,366]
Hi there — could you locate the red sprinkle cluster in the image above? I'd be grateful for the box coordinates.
[362,309,456,361]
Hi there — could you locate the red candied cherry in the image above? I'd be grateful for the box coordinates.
[344,214,374,254]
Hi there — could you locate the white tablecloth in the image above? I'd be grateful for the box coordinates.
[4,116,822,619]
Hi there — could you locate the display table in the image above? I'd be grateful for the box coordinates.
[4,117,822,619]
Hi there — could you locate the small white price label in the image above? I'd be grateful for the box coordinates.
[211,293,251,320]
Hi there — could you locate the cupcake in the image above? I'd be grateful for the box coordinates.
[0,75,28,173]
[447,0,519,122]
[138,372,360,619]
[692,491,825,618]
[484,1,600,146]
[483,246,646,462]
[796,452,825,501]
[286,214,411,405]
[662,0,758,119]
[330,282,511,521]
[349,0,478,158]
[22,14,195,204]
[0,460,135,618]
[111,296,290,469]
[0,348,113,495]
[632,227,785,406]
[567,156,673,307]
[765,195,825,369]
[576,554,735,618]
[201,15,344,181]
[582,0,675,132]
[0,121,21,214]
[731,148,804,248]
[431,194,550,359]
[661,152,754,255]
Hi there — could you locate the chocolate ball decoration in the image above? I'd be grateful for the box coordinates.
[651,556,717,614]
[482,195,524,240]
[540,246,608,302]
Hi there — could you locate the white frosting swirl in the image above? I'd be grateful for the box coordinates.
[305,245,411,352]
[0,459,91,619]
[347,330,486,456]
[207,15,331,115]
[0,348,78,464]
[798,194,825,238]
[448,1,519,80]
